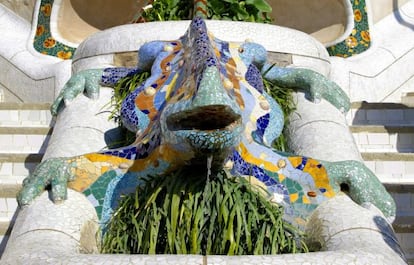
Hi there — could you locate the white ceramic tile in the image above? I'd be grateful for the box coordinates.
[6,198,18,213]
[12,134,27,146]
[389,133,398,145]
[0,211,7,219]
[357,133,369,145]
[404,162,414,174]
[9,111,19,122]
[382,161,405,175]
[0,135,13,150]
[364,161,376,173]
[13,162,37,177]
[0,175,25,184]
[375,161,386,175]
[346,111,353,124]
[0,163,13,176]
[367,133,390,145]
[0,111,12,123]
[0,198,7,213]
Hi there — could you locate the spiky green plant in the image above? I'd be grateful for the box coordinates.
[109,71,150,126]
[103,71,150,148]
[139,0,193,21]
[263,79,296,152]
[101,169,307,254]
[137,0,273,23]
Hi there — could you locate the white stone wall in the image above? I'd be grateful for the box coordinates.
[0,0,35,22]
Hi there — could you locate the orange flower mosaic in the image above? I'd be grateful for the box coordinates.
[43,37,56,48]
[41,4,52,16]
[33,0,76,59]
[57,50,73,59]
[354,9,362,22]
[361,30,370,42]
[328,0,371,57]
[36,25,45,36]
[346,36,358,48]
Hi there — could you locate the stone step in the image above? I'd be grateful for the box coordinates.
[0,102,52,253]
[0,153,42,237]
[0,153,43,185]
[347,102,414,126]
[0,103,53,127]
[0,219,13,253]
[0,127,52,154]
[350,125,414,153]
[0,186,20,237]
[385,184,414,227]
[0,192,18,227]
[385,184,414,262]
[0,153,43,251]
[0,185,19,252]
[402,92,414,107]
[362,152,414,184]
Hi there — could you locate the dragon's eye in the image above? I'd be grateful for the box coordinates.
[238,47,244,53]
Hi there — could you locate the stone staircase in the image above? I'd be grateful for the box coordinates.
[0,102,53,256]
[348,100,414,262]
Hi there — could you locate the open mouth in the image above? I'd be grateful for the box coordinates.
[166,105,241,132]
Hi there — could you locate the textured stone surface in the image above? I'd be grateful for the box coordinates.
[0,0,35,22]
[43,87,119,160]
[72,20,331,77]
[286,91,361,162]
[330,0,414,102]
[0,4,72,102]
[2,194,406,264]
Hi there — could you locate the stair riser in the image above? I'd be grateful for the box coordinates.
[0,161,38,184]
[396,233,414,261]
[0,197,18,223]
[353,132,414,152]
[0,134,50,154]
[389,192,414,218]
[347,108,414,126]
[0,235,9,255]
[365,160,414,183]
[0,109,53,127]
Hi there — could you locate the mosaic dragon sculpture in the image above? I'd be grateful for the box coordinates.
[18,15,395,229]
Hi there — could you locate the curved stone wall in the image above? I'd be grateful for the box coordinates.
[57,0,145,43]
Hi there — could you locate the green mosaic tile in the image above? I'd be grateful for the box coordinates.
[327,0,371,57]
[33,0,76,59]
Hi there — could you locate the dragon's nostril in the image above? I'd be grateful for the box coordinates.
[340,183,350,193]
[167,105,240,131]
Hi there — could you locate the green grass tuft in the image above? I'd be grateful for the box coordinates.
[101,169,308,255]
[263,76,296,152]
